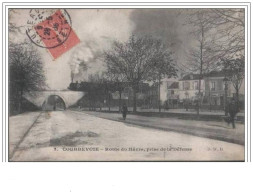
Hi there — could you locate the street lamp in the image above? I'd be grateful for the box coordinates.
[223,77,229,116]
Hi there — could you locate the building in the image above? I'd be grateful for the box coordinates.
[203,71,245,109]
[178,74,205,102]
[203,71,229,108]
[164,71,245,110]
[167,81,180,108]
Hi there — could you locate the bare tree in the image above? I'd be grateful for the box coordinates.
[87,72,113,111]
[9,43,46,114]
[105,70,128,112]
[186,9,244,63]
[221,56,244,109]
[186,9,244,115]
[148,43,177,112]
[186,11,215,115]
[88,72,106,83]
[207,9,244,59]
[104,35,176,113]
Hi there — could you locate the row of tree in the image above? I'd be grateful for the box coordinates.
[103,35,177,113]
[69,78,151,111]
[183,9,245,115]
[9,43,46,114]
[97,9,245,114]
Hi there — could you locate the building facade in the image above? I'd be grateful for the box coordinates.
[178,74,205,102]
[166,71,245,110]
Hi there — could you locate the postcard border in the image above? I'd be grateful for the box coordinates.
[2,2,251,163]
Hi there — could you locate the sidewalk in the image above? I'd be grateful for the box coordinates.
[72,109,245,145]
[9,111,41,157]
[91,107,244,116]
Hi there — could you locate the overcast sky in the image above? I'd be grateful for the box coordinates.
[10,9,192,89]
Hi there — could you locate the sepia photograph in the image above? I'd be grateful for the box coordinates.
[8,8,245,161]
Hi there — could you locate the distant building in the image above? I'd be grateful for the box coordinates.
[203,71,229,107]
[203,70,244,109]
[164,71,244,110]
[167,82,180,108]
[178,74,205,102]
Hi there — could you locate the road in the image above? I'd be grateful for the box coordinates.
[9,110,244,161]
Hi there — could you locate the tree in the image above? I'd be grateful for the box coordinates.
[186,11,215,116]
[104,35,176,113]
[221,56,244,110]
[185,9,244,115]
[105,71,128,112]
[87,72,108,110]
[148,44,177,112]
[206,9,244,59]
[9,42,46,114]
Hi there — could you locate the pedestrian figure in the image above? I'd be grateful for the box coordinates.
[122,104,128,120]
[53,104,56,111]
[184,101,189,111]
[227,99,239,129]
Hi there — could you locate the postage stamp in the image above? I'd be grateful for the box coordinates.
[26,9,80,59]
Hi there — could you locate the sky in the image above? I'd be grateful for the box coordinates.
[9,9,199,90]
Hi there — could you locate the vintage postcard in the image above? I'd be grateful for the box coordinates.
[7,7,246,162]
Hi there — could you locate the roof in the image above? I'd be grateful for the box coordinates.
[180,71,226,81]
[168,82,179,89]
[205,70,225,78]
[179,74,202,81]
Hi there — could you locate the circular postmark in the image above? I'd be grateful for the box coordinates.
[26,9,72,49]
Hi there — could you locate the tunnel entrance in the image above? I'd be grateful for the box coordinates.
[42,95,66,111]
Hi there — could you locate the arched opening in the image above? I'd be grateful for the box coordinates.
[42,95,66,111]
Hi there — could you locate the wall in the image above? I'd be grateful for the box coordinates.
[178,80,205,100]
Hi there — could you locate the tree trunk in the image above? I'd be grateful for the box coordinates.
[119,91,122,112]
[207,77,212,112]
[224,82,228,116]
[133,88,137,113]
[197,78,201,116]
[158,77,161,113]
[197,25,204,117]
[236,85,240,111]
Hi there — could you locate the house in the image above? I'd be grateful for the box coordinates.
[163,71,244,110]
[203,70,245,109]
[178,74,205,102]
[203,71,229,107]
[167,81,180,108]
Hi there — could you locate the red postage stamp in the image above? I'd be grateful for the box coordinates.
[26,9,80,59]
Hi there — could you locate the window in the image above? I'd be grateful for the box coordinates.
[171,90,174,95]
[211,81,216,91]
[183,82,190,90]
[194,81,199,90]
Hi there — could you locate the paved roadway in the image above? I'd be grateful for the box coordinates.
[10,110,244,161]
